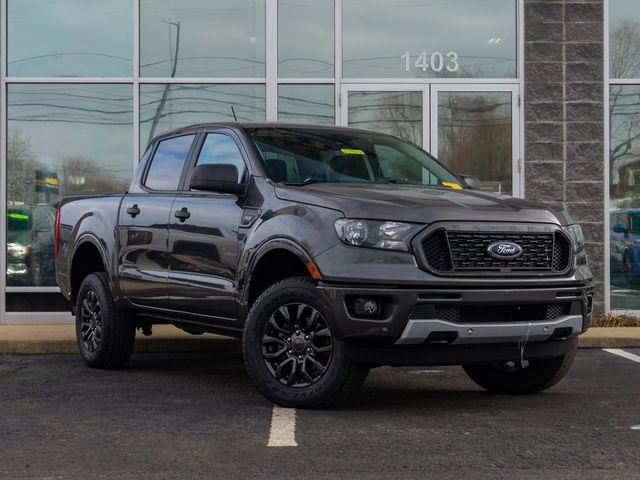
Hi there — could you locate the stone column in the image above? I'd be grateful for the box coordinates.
[525,0,605,313]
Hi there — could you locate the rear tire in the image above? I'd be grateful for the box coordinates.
[463,338,578,394]
[243,277,369,408]
[75,272,135,369]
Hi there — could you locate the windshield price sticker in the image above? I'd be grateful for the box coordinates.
[401,51,459,73]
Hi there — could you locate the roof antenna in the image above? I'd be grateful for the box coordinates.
[231,106,238,122]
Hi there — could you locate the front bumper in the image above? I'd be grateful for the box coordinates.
[317,282,593,344]
[395,315,583,345]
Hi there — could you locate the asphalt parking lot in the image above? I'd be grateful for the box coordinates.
[1,349,639,480]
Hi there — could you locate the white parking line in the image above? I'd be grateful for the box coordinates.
[267,406,297,447]
[603,348,640,364]
[406,369,444,374]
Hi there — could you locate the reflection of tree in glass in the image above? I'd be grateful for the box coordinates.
[438,94,511,193]
[7,129,37,204]
[611,20,640,79]
[610,21,640,203]
[8,129,129,209]
[61,157,130,194]
[377,92,423,145]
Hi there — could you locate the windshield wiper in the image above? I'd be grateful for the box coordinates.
[284,177,326,186]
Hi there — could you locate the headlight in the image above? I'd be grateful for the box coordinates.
[7,243,29,257]
[334,219,421,252]
[566,224,585,252]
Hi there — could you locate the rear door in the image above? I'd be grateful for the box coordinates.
[117,134,197,308]
[167,129,248,321]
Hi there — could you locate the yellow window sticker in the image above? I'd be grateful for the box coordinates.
[340,148,365,155]
[442,181,463,190]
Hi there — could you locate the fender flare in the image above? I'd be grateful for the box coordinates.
[69,234,116,300]
[239,237,316,308]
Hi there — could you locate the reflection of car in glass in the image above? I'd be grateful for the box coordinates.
[6,204,57,286]
[610,209,640,285]
[30,204,57,285]
[7,206,32,285]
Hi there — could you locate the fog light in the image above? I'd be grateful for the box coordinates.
[353,298,381,317]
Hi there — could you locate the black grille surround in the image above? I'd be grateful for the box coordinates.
[413,222,573,277]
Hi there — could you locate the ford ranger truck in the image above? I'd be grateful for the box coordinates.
[55,123,593,408]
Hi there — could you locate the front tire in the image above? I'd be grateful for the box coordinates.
[243,277,369,408]
[463,338,578,394]
[75,272,135,368]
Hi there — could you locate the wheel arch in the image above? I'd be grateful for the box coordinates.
[69,235,112,306]
[242,238,320,313]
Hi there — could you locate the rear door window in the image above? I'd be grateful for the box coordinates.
[144,134,196,191]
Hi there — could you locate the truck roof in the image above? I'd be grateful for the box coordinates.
[149,122,391,145]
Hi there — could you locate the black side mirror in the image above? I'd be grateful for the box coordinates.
[612,222,628,234]
[189,164,245,195]
[460,174,481,190]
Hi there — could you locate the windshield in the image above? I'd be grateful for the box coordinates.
[246,127,463,188]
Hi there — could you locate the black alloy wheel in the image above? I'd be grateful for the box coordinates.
[261,303,334,388]
[243,277,369,408]
[79,289,103,353]
[75,272,135,368]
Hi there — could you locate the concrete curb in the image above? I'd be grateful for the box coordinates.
[1,325,639,355]
[0,325,240,355]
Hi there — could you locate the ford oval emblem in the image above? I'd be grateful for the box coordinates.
[487,241,523,261]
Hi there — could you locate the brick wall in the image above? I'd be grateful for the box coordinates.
[525,0,605,313]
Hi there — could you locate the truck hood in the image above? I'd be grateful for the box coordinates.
[275,183,572,225]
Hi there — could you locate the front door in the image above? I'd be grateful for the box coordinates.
[340,84,521,196]
[167,130,247,322]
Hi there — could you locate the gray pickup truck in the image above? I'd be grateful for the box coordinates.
[55,123,593,408]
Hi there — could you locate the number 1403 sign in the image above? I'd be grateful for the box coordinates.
[401,51,459,73]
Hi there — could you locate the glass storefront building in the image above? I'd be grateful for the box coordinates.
[0,0,631,322]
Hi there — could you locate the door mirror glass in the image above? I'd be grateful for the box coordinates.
[460,174,481,190]
[189,164,245,195]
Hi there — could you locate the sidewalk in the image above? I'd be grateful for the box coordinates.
[0,325,639,354]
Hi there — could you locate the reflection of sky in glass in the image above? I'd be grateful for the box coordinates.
[140,84,266,148]
[197,134,247,181]
[145,135,196,190]
[8,0,132,77]
[278,85,335,124]
[140,0,265,77]
[343,0,516,78]
[609,0,640,79]
[7,84,133,201]
[278,0,334,77]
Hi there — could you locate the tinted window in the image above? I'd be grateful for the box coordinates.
[140,0,265,77]
[139,84,266,146]
[7,84,132,287]
[342,0,516,78]
[195,134,246,182]
[8,0,132,77]
[145,135,195,190]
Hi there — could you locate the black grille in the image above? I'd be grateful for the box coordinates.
[422,229,452,272]
[435,306,460,323]
[419,226,571,275]
[552,232,571,271]
[428,304,570,323]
